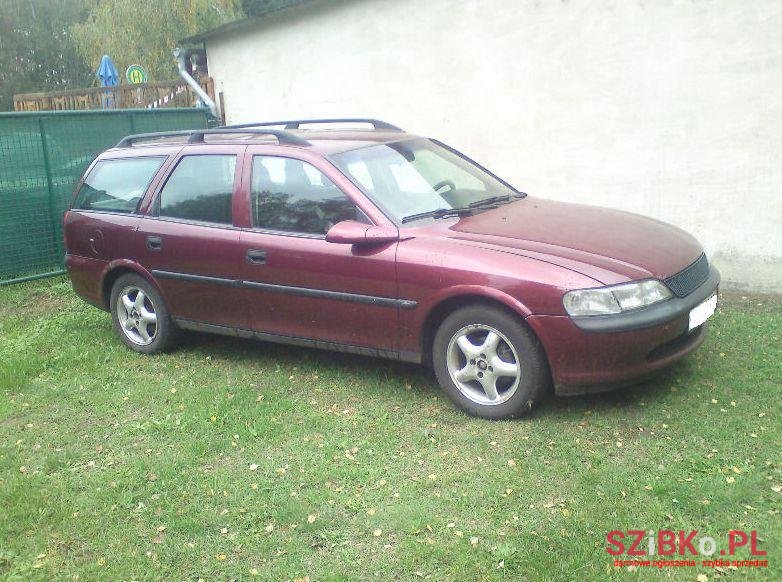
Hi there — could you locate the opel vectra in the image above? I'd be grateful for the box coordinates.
[64,119,719,419]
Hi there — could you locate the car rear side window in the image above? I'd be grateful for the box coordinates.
[158,155,236,225]
[72,157,164,214]
[251,156,360,235]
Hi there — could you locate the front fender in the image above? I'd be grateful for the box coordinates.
[420,284,534,320]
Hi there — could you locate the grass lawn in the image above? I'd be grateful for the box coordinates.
[0,278,779,580]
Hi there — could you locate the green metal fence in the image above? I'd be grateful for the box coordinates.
[0,108,209,286]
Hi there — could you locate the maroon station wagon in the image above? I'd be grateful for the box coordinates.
[64,119,719,419]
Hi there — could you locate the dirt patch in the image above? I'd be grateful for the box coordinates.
[0,289,71,320]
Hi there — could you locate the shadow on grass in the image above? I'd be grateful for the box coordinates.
[180,330,423,376]
[175,329,692,421]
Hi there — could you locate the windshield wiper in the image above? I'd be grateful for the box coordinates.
[401,193,526,223]
[401,207,473,223]
[468,193,525,208]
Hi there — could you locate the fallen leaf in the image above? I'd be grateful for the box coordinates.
[249,464,259,471]
[373,529,382,537]
[307,514,317,524]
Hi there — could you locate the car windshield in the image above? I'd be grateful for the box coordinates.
[330,138,519,223]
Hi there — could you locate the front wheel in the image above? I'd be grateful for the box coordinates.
[432,305,550,419]
[110,273,178,354]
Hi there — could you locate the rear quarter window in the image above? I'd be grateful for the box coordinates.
[73,157,165,214]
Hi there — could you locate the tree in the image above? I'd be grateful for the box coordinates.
[71,0,243,84]
[0,0,93,111]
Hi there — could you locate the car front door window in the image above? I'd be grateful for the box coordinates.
[251,156,363,235]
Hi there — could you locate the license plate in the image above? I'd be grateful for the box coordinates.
[688,294,718,331]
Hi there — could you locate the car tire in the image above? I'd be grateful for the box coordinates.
[110,273,178,354]
[432,304,550,419]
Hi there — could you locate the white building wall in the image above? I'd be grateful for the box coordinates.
[205,0,782,292]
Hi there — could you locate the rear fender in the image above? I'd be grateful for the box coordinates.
[100,259,165,309]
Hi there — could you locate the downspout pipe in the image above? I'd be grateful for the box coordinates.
[174,47,218,119]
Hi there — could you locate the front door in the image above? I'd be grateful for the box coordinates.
[139,151,247,329]
[238,152,399,352]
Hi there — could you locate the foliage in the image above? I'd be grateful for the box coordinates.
[241,0,304,18]
[0,0,93,111]
[0,280,780,579]
[70,0,243,83]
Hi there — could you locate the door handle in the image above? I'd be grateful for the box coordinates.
[246,249,267,265]
[146,236,163,251]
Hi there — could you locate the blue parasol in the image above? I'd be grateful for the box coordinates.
[97,55,119,87]
[97,55,119,109]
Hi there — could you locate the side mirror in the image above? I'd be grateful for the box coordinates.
[325,220,398,245]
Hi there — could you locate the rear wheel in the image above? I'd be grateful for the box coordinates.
[432,305,550,419]
[110,273,177,354]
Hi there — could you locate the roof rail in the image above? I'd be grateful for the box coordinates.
[115,128,310,148]
[223,118,403,131]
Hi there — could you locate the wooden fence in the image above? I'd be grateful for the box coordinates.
[13,78,215,113]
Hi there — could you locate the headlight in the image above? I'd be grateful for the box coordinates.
[563,280,672,316]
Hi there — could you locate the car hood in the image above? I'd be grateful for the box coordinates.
[449,196,703,285]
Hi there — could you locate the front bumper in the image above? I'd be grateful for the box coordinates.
[528,265,720,395]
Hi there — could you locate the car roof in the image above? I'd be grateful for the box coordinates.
[286,129,420,154]
[106,119,422,157]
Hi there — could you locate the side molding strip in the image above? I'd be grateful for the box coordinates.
[152,270,238,288]
[172,317,422,363]
[152,269,417,309]
[241,279,417,309]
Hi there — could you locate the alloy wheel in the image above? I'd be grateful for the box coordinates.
[116,285,157,346]
[446,324,521,405]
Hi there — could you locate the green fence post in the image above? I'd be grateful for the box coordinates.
[37,116,61,269]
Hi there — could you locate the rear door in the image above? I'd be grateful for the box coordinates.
[138,146,248,329]
[237,149,400,352]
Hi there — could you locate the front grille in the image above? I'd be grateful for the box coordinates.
[664,253,709,297]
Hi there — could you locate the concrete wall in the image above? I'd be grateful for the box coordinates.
[205,0,782,292]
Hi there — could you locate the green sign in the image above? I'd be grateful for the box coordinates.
[126,64,148,84]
